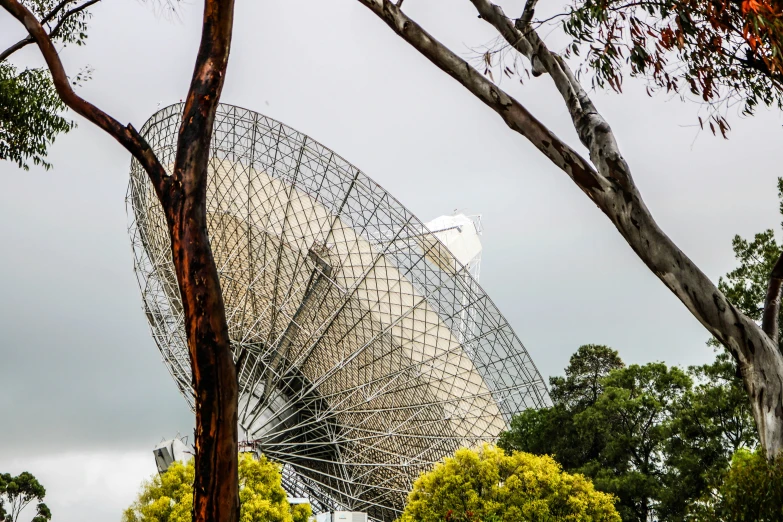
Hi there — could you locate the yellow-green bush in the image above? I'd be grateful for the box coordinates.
[123,453,311,522]
[399,444,620,522]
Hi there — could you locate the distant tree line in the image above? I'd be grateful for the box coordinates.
[499,344,753,520]
[403,341,783,522]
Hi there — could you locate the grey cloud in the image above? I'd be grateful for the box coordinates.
[0,0,779,474]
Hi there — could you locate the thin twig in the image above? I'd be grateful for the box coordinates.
[0,0,100,62]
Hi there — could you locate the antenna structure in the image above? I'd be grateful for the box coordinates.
[127,103,550,521]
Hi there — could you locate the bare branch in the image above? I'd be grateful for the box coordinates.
[0,35,32,62]
[0,0,168,194]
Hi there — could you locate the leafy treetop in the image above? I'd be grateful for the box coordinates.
[549,344,625,409]
[0,63,73,170]
[713,178,783,353]
[0,471,52,522]
[500,344,624,472]
[500,343,755,522]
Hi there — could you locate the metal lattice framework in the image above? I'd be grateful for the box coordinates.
[127,103,550,521]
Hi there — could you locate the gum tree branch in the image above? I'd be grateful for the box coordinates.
[354,0,598,190]
[356,0,783,457]
[0,35,32,62]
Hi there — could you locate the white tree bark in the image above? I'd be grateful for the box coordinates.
[356,0,783,456]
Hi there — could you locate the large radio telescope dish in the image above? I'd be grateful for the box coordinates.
[128,103,550,521]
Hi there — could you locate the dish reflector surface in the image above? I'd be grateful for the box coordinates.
[128,104,549,521]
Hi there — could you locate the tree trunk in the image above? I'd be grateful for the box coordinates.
[166,2,238,520]
[166,188,239,522]
[741,346,783,457]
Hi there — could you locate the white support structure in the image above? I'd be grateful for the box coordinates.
[153,437,190,474]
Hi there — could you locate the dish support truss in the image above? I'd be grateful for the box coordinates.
[127,103,550,521]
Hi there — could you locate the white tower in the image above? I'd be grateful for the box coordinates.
[424,213,483,282]
[424,214,483,354]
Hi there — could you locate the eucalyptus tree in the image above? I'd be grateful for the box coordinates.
[0,471,51,522]
[0,1,239,521]
[354,0,783,457]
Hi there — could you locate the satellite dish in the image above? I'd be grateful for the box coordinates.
[128,104,550,521]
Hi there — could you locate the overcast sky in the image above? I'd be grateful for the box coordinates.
[1,0,781,520]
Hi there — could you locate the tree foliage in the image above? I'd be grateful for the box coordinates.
[500,345,624,470]
[688,448,783,521]
[0,472,52,522]
[0,63,73,170]
[563,0,783,120]
[399,444,620,522]
[0,0,95,170]
[585,363,692,521]
[671,352,757,473]
[550,344,625,409]
[17,0,91,48]
[500,344,755,521]
[123,454,311,522]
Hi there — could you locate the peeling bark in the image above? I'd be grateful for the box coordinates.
[356,0,783,457]
[1,0,239,519]
[762,252,783,345]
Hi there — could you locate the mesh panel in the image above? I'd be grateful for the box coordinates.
[127,103,550,521]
